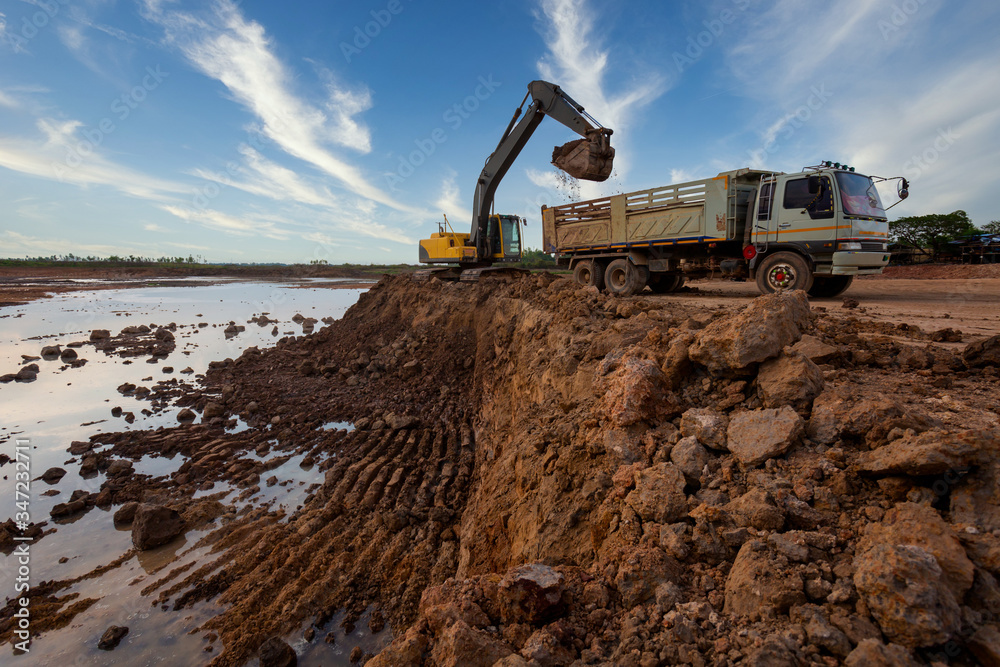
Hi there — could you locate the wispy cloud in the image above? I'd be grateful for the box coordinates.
[0,118,188,201]
[535,0,667,192]
[433,171,471,226]
[160,205,292,240]
[721,0,1000,222]
[141,0,412,212]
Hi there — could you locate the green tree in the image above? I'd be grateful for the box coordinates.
[982,220,1000,235]
[889,210,977,260]
[515,248,557,270]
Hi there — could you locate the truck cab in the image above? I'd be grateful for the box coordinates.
[750,165,891,295]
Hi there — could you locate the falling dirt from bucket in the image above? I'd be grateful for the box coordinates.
[551,130,615,182]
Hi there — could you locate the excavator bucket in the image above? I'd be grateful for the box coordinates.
[551,129,615,182]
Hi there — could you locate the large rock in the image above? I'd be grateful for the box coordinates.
[952,454,1000,533]
[963,333,1000,368]
[430,621,513,667]
[131,504,185,550]
[670,436,709,484]
[726,407,804,467]
[259,637,297,667]
[844,639,920,667]
[809,389,940,447]
[856,428,997,477]
[789,334,840,365]
[98,625,128,650]
[756,352,825,414]
[614,546,684,607]
[853,543,961,647]
[726,488,786,531]
[859,502,974,602]
[724,540,805,619]
[367,627,428,667]
[497,564,565,625]
[600,357,680,427]
[624,463,688,523]
[679,407,729,451]
[689,290,812,373]
[970,624,1000,667]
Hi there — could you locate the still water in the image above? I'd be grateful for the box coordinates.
[0,280,387,665]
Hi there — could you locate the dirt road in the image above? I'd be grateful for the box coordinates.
[677,277,1000,340]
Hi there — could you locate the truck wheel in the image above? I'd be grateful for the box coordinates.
[808,275,853,297]
[573,260,604,289]
[605,259,647,296]
[650,274,685,293]
[755,252,814,294]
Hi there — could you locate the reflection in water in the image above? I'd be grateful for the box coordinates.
[0,280,366,665]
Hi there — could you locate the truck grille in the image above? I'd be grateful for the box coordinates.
[860,242,887,252]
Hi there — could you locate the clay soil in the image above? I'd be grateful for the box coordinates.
[2,271,1000,666]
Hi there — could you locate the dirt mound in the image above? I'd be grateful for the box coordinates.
[4,274,1000,665]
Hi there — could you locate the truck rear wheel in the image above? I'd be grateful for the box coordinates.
[808,275,853,297]
[755,252,814,294]
[605,259,647,296]
[573,260,604,289]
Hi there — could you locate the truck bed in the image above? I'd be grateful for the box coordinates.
[542,169,769,255]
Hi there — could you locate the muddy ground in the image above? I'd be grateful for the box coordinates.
[2,271,1000,666]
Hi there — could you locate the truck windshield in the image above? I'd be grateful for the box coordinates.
[836,172,885,219]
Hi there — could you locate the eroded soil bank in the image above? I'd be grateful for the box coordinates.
[3,273,1000,666]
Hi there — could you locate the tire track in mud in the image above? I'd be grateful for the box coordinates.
[136,422,475,666]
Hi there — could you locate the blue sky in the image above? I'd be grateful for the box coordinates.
[1,0,998,264]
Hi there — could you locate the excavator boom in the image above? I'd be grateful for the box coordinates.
[417,80,614,274]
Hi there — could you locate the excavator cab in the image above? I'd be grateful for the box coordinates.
[486,214,523,262]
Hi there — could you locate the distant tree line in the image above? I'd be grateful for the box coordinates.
[4,254,206,264]
[889,211,999,261]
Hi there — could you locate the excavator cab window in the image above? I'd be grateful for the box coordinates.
[501,216,521,257]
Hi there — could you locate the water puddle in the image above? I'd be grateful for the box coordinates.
[0,279,366,663]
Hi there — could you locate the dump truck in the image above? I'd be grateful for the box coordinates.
[418,80,614,280]
[542,163,910,296]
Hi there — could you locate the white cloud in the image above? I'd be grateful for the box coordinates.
[0,89,18,109]
[160,205,292,240]
[144,223,164,232]
[0,118,189,201]
[142,0,412,212]
[721,0,1000,223]
[534,0,667,196]
[433,171,472,227]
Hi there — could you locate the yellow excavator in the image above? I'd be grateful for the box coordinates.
[417,80,615,280]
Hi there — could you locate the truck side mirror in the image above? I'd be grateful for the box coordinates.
[808,175,821,194]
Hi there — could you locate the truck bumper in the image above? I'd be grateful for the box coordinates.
[830,251,889,275]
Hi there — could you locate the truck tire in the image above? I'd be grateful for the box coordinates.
[755,252,814,294]
[649,274,685,293]
[573,260,604,290]
[604,259,647,296]
[808,275,853,297]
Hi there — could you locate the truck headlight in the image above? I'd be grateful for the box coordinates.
[838,242,862,251]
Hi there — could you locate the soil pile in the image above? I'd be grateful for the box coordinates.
[3,273,999,666]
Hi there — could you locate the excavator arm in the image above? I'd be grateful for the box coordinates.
[469,80,615,256]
